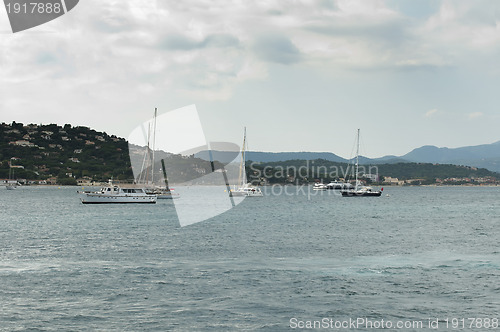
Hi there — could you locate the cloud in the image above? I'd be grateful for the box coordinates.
[2,0,500,111]
[468,112,483,119]
[418,1,500,67]
[159,34,240,51]
[253,34,302,64]
[425,109,439,117]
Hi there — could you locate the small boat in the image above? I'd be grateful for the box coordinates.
[5,158,21,190]
[341,129,382,197]
[145,187,180,199]
[342,185,383,197]
[313,182,328,190]
[230,127,264,197]
[156,192,180,199]
[78,185,157,204]
[326,181,353,190]
[5,183,17,190]
[231,183,264,197]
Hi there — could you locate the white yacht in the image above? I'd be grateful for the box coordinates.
[78,185,157,204]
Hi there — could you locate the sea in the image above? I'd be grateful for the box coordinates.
[1,186,499,331]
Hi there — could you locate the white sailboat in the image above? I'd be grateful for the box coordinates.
[137,108,179,199]
[342,129,383,197]
[230,127,263,197]
[5,158,21,190]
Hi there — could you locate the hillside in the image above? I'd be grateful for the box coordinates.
[0,122,228,185]
[0,122,133,184]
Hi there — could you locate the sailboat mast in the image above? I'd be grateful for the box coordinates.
[243,126,247,185]
[151,107,157,185]
[238,127,246,187]
[355,128,360,189]
[145,122,151,185]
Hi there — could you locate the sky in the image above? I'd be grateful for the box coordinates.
[1,0,500,159]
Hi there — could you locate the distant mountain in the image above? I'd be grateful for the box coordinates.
[247,151,347,163]
[402,141,500,172]
[228,151,408,165]
[194,151,348,163]
[228,141,500,172]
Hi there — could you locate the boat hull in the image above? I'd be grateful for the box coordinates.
[157,193,180,199]
[341,191,382,197]
[230,190,263,197]
[79,193,157,204]
[327,183,353,190]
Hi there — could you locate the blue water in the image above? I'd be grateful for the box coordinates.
[1,186,499,331]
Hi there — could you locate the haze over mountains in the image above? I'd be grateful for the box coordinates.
[241,141,500,173]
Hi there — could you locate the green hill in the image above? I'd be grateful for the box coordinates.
[246,159,499,185]
[0,122,132,184]
[0,122,225,185]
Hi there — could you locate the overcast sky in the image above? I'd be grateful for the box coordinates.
[1,0,500,158]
